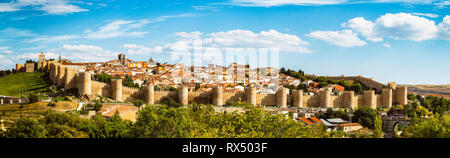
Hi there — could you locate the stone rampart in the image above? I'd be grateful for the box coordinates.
[48,66,407,108]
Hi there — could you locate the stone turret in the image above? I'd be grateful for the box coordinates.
[78,72,92,96]
[292,90,303,108]
[394,86,407,105]
[343,91,355,108]
[15,64,23,72]
[178,86,188,105]
[57,65,65,86]
[364,90,376,108]
[212,86,223,106]
[245,86,256,106]
[111,79,122,101]
[276,87,288,108]
[64,67,76,89]
[146,84,154,104]
[387,82,397,90]
[320,88,331,108]
[50,63,58,83]
[382,88,393,108]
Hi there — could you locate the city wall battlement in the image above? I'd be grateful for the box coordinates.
[48,62,408,108]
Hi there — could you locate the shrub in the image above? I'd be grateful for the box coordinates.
[160,97,182,108]
[94,102,102,111]
[28,93,40,103]
[133,99,145,107]
[79,109,89,115]
[47,102,56,107]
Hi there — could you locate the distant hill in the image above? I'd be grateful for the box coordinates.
[0,72,51,97]
[406,85,450,98]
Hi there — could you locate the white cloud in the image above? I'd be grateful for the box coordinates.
[0,54,14,69]
[383,42,392,48]
[438,15,450,40]
[156,29,311,63]
[375,13,438,41]
[226,0,448,6]
[0,2,19,12]
[175,31,203,39]
[37,1,88,15]
[2,50,13,54]
[0,47,10,50]
[0,0,88,14]
[42,45,118,62]
[342,17,383,41]
[85,20,150,39]
[121,44,163,54]
[411,13,439,18]
[340,13,446,44]
[24,35,80,43]
[203,29,310,52]
[307,30,367,47]
[227,0,347,6]
[0,27,37,37]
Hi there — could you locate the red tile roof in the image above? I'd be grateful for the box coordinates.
[299,118,314,125]
[310,117,323,123]
[339,123,362,127]
[334,85,345,92]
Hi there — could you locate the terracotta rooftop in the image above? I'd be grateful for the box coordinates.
[299,117,314,125]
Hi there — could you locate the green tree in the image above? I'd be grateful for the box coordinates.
[94,102,103,111]
[404,114,450,138]
[373,115,383,138]
[353,106,377,129]
[5,118,46,138]
[133,99,145,107]
[28,93,40,103]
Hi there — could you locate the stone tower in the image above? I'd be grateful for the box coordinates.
[78,72,92,96]
[111,79,123,101]
[276,87,288,108]
[245,86,256,106]
[64,67,76,89]
[118,53,125,62]
[343,91,355,108]
[382,88,393,108]
[364,90,376,108]
[178,86,189,105]
[394,86,407,105]
[212,86,223,106]
[320,88,332,108]
[292,90,303,108]
[57,65,66,86]
[39,52,45,62]
[146,84,155,104]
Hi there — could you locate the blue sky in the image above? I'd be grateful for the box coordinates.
[0,0,449,85]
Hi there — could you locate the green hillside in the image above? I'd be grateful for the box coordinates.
[0,72,51,97]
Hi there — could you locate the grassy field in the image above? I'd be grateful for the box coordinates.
[0,72,51,97]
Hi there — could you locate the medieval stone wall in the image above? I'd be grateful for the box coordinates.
[48,65,407,109]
